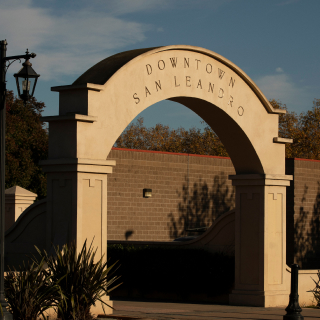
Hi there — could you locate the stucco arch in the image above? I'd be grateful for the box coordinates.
[41,45,293,308]
[51,45,287,175]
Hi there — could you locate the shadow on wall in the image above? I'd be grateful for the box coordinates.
[168,173,235,240]
[125,230,134,240]
[295,182,320,269]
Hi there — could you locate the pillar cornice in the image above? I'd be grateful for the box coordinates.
[229,174,293,186]
[40,158,116,174]
[41,114,97,123]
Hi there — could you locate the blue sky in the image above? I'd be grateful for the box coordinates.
[1,0,319,130]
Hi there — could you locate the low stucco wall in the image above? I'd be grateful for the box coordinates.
[108,209,319,307]
[287,268,319,307]
[5,199,47,270]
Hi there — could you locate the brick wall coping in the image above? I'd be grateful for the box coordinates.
[112,147,318,163]
[288,157,320,163]
[108,240,187,247]
[111,147,230,160]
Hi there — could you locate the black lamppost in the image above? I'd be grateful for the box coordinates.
[0,39,40,319]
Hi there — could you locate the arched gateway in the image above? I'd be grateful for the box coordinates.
[41,46,292,307]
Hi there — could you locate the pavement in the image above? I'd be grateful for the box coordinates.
[100,300,320,320]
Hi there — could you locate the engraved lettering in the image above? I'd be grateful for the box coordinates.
[238,106,244,116]
[218,68,225,79]
[133,93,140,104]
[218,88,224,98]
[184,57,189,68]
[145,86,151,97]
[228,95,233,107]
[197,79,202,89]
[158,60,165,70]
[169,57,178,68]
[206,63,212,74]
[155,80,161,91]
[229,77,235,88]
[174,76,180,87]
[186,76,191,87]
[208,82,214,93]
[195,59,201,70]
[146,64,152,75]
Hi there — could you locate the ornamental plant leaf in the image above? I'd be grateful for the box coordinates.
[3,258,62,320]
[35,240,121,320]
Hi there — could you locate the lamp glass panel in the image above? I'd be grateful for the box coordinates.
[22,80,30,91]
[18,77,36,97]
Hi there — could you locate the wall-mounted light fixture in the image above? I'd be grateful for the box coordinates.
[143,188,152,198]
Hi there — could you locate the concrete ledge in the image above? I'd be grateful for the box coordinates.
[51,83,105,92]
[229,174,293,186]
[273,137,293,144]
[40,158,116,174]
[41,114,98,123]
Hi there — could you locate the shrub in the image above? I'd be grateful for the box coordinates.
[309,271,320,308]
[4,258,61,320]
[36,241,121,320]
[108,244,234,300]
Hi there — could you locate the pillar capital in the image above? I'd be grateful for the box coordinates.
[40,158,116,174]
[229,174,293,186]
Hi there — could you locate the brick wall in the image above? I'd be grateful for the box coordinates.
[287,158,320,269]
[107,148,235,241]
[107,148,320,268]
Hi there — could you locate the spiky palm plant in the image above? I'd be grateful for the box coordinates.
[4,258,61,320]
[36,240,121,320]
[310,271,320,308]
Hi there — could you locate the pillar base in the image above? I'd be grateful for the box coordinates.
[229,290,289,307]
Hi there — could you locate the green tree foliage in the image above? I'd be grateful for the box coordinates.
[116,99,320,160]
[271,99,320,159]
[115,117,228,157]
[5,91,48,199]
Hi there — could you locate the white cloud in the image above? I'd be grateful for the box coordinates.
[0,0,158,81]
[276,67,284,73]
[254,72,311,112]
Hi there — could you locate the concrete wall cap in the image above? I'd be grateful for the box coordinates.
[5,186,37,197]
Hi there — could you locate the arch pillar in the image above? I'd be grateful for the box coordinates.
[40,114,116,315]
[40,156,115,260]
[229,174,292,307]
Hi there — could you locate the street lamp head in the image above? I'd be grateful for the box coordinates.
[13,49,40,103]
